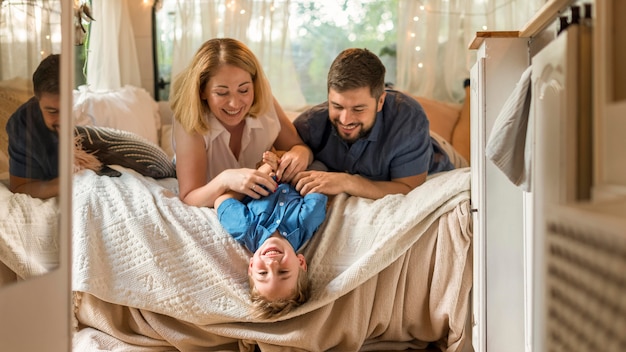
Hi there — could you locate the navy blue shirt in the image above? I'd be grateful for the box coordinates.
[293,90,453,180]
[217,182,328,253]
[6,97,59,180]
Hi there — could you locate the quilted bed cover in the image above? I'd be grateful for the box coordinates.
[69,166,469,351]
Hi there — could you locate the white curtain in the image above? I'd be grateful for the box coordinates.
[166,0,307,110]
[85,0,142,90]
[396,0,545,103]
[0,0,61,81]
[0,0,546,103]
[166,0,545,106]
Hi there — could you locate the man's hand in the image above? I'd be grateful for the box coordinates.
[292,169,428,200]
[292,170,348,196]
[275,145,312,183]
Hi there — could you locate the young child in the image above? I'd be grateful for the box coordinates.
[215,151,328,319]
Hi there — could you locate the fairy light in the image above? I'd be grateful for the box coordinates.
[482,25,488,30]
[413,3,426,72]
[240,9,245,15]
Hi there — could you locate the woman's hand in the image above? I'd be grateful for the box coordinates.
[275,144,312,182]
[219,167,278,199]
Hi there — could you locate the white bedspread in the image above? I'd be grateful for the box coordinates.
[72,167,472,351]
[0,179,59,281]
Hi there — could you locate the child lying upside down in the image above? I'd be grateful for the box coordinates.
[215,151,328,319]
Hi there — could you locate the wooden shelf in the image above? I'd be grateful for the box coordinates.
[469,31,519,50]
[519,0,575,37]
[469,0,576,49]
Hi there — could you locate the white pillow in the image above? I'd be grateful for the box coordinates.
[73,85,161,145]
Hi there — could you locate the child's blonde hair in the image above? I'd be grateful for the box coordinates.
[248,267,309,319]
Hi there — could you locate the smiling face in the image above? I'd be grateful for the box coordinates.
[201,64,255,131]
[249,232,307,301]
[328,86,386,143]
[37,92,61,134]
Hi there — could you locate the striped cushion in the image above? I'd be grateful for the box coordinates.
[75,125,176,179]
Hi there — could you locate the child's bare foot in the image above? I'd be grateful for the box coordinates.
[262,151,279,171]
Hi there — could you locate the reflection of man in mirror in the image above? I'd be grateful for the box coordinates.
[6,54,60,199]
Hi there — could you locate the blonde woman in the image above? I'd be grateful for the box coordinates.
[171,38,312,207]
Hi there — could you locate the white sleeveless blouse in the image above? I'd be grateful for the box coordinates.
[173,104,281,182]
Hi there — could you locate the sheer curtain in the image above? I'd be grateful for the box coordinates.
[1,0,547,103]
[84,0,142,90]
[166,0,307,110]
[166,0,544,106]
[396,0,545,103]
[0,0,61,82]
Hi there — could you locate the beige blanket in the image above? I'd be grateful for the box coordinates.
[73,167,472,351]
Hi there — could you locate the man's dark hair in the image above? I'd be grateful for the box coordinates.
[327,48,386,100]
[33,54,60,98]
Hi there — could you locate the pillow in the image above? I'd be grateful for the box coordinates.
[74,125,176,179]
[414,96,462,143]
[157,101,174,158]
[451,85,471,165]
[73,85,161,145]
[0,79,33,175]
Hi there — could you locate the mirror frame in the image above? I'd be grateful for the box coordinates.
[0,0,72,350]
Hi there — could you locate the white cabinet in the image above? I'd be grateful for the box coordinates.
[470,37,530,352]
[529,25,585,351]
[593,0,626,199]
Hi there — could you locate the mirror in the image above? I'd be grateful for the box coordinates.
[0,0,63,287]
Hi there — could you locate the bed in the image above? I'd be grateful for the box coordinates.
[1,81,473,351]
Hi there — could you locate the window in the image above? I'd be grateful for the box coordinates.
[153,0,398,105]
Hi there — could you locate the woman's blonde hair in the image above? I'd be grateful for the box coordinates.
[170,38,273,134]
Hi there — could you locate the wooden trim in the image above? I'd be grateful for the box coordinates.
[469,0,575,49]
[518,0,575,37]
[468,31,519,50]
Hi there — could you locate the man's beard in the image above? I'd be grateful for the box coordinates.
[331,120,370,144]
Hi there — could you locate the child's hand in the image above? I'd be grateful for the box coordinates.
[262,151,279,171]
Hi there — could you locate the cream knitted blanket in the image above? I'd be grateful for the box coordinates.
[0,179,59,282]
[73,167,472,351]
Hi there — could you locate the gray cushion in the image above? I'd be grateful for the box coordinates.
[75,125,176,179]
